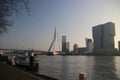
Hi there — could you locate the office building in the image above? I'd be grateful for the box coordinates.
[66,42,70,53]
[85,38,93,53]
[78,47,87,54]
[62,36,66,52]
[118,41,120,51]
[92,22,115,53]
[73,43,78,54]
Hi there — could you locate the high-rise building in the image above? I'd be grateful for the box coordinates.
[78,47,86,54]
[73,43,78,54]
[66,42,70,53]
[92,22,115,53]
[118,41,120,51]
[85,38,93,53]
[62,36,66,52]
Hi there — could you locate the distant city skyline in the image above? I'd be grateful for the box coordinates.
[0,0,120,51]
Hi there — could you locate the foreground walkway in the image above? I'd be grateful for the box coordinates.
[0,62,45,80]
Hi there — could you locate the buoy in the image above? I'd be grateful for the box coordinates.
[79,73,86,80]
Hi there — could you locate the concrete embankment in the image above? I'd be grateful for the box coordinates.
[0,62,45,80]
[0,55,57,80]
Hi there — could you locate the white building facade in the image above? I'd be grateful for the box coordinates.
[85,38,93,53]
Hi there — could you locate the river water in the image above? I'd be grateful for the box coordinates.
[36,55,120,80]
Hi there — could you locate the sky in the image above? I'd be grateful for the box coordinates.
[0,0,120,51]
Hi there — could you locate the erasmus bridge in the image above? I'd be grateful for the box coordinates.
[48,28,61,55]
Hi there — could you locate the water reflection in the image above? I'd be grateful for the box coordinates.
[114,56,120,79]
[37,56,120,80]
[84,56,95,80]
[59,56,69,80]
[92,56,119,80]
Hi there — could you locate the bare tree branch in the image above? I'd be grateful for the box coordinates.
[0,0,30,34]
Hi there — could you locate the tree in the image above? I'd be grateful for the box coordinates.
[0,0,29,34]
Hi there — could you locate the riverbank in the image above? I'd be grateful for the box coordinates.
[58,52,120,56]
[0,62,45,80]
[0,55,57,80]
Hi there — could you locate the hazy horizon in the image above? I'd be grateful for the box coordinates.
[0,0,120,51]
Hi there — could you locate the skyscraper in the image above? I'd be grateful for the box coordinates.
[62,36,66,52]
[118,41,120,51]
[66,42,70,53]
[73,43,78,54]
[92,22,115,53]
[85,38,93,53]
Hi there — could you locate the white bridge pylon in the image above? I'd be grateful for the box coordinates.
[48,28,61,55]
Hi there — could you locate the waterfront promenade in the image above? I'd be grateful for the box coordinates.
[0,62,46,80]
